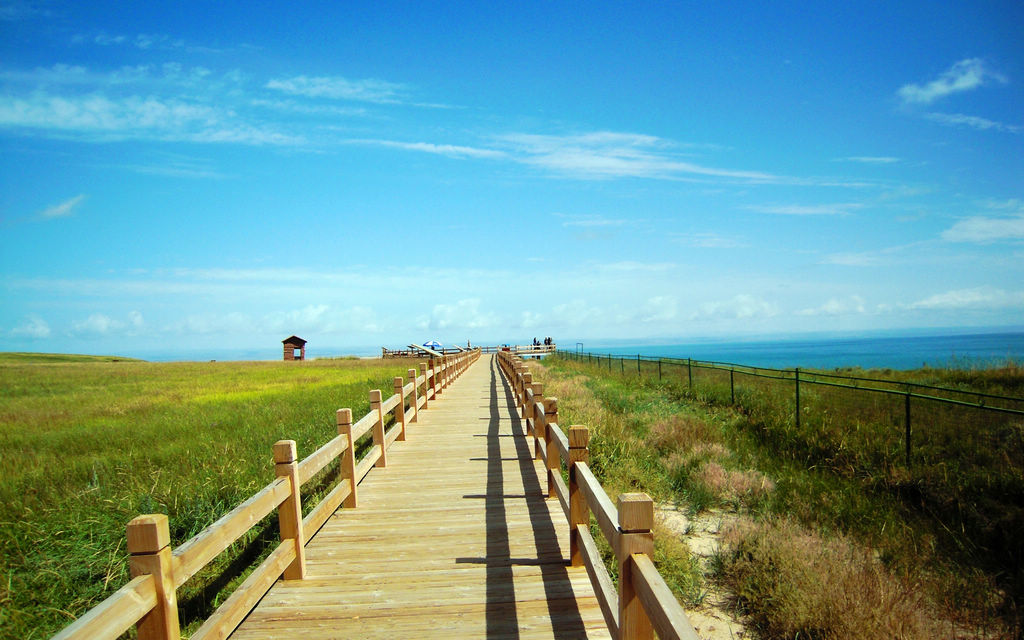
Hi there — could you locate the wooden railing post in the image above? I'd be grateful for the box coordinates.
[519,364,529,416]
[127,514,179,640]
[419,362,429,409]
[617,493,654,640]
[337,408,357,508]
[437,357,445,396]
[568,425,590,567]
[532,384,545,461]
[408,368,419,422]
[370,389,387,467]
[428,358,436,399]
[544,398,559,499]
[522,371,533,422]
[394,377,407,441]
[273,440,306,580]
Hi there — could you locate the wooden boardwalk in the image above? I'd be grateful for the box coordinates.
[231,355,612,639]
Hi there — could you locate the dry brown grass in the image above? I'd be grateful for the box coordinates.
[695,462,775,503]
[718,517,939,640]
[648,414,717,454]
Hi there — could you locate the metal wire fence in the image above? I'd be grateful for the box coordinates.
[557,350,1024,476]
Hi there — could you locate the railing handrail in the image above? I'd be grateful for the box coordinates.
[53,349,482,640]
[496,349,700,640]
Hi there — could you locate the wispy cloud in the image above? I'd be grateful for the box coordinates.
[673,232,746,248]
[692,294,778,320]
[0,91,301,145]
[897,58,1005,105]
[941,213,1024,243]
[347,139,506,159]
[748,203,861,216]
[820,251,887,267]
[924,112,1021,134]
[266,75,407,104]
[909,287,1024,310]
[837,156,900,164]
[9,314,50,338]
[497,131,780,182]
[556,213,628,228]
[38,194,86,219]
[796,295,867,316]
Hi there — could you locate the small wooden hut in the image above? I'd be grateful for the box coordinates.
[282,335,306,361]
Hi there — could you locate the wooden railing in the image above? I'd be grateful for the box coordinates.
[479,343,557,355]
[53,349,482,640]
[496,349,701,640]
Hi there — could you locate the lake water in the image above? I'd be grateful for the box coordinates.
[576,331,1024,371]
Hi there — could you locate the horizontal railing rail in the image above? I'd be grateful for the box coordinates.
[497,349,700,640]
[53,349,481,640]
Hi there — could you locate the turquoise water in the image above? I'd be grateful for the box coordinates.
[577,331,1024,371]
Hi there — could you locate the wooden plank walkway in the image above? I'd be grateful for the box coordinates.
[231,354,612,639]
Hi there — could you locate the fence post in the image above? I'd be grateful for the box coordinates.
[420,362,429,409]
[658,359,662,380]
[337,408,357,508]
[522,371,533,419]
[568,425,590,567]
[532,382,545,459]
[637,354,641,374]
[408,368,419,422]
[370,389,387,467]
[905,390,912,466]
[617,493,654,640]
[127,514,179,640]
[688,358,693,391]
[545,398,559,499]
[730,368,735,404]
[795,368,801,430]
[394,377,407,441]
[273,440,306,580]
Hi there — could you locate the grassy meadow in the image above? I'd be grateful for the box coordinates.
[0,352,419,639]
[535,354,1023,639]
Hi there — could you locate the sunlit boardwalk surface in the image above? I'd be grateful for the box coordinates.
[231,355,612,639]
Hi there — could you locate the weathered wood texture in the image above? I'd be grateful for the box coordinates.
[231,355,611,639]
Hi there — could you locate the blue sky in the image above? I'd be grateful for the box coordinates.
[2,2,1023,357]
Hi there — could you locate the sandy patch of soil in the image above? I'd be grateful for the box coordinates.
[657,503,747,640]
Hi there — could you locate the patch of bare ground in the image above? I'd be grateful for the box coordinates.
[658,503,747,640]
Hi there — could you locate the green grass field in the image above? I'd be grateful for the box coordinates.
[537,354,1023,638]
[0,353,419,639]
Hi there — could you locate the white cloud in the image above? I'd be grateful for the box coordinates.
[10,314,50,338]
[637,296,678,323]
[796,296,866,316]
[266,76,407,103]
[556,213,627,228]
[897,58,1006,105]
[423,299,498,332]
[924,112,1021,134]
[72,313,122,335]
[673,232,746,248]
[693,295,778,320]
[820,252,887,267]
[910,287,1024,310]
[941,214,1024,243]
[498,131,780,182]
[838,156,900,164]
[0,91,300,145]
[38,194,85,218]
[347,139,506,159]
[748,203,861,216]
